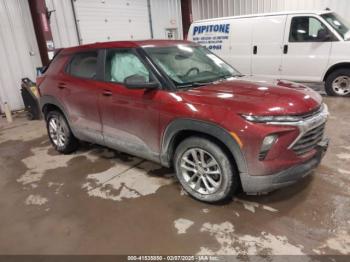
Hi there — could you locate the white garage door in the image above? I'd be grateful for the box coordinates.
[73,0,151,44]
[0,0,42,111]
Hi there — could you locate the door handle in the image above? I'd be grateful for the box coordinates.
[58,82,66,89]
[102,90,112,96]
[283,44,288,54]
[253,45,257,55]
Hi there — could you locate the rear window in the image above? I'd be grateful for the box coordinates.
[67,52,98,79]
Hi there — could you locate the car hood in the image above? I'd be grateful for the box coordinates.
[178,76,323,116]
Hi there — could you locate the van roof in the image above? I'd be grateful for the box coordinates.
[193,10,332,23]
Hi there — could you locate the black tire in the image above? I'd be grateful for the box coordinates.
[46,110,79,154]
[174,136,239,203]
[325,69,350,97]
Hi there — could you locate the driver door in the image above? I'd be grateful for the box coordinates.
[280,15,336,82]
[98,48,161,162]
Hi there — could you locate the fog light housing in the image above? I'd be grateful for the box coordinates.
[259,135,277,160]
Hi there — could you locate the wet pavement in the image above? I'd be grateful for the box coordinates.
[0,96,349,257]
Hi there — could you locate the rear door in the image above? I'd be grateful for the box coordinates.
[280,15,335,82]
[251,15,287,78]
[59,50,104,144]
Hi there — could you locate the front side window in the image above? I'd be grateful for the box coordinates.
[105,49,151,83]
[289,16,336,42]
[321,12,350,41]
[68,52,98,79]
[144,45,240,88]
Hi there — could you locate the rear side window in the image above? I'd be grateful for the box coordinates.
[67,52,98,79]
[289,16,335,42]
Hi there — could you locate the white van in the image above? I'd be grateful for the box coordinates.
[188,10,350,96]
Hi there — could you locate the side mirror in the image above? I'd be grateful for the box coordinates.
[317,29,333,42]
[36,66,46,76]
[124,74,159,89]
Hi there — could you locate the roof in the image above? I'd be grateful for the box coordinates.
[193,10,332,23]
[62,40,193,54]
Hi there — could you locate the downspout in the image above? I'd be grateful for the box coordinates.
[70,0,82,44]
[147,0,154,39]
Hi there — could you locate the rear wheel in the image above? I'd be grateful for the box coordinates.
[174,137,238,203]
[325,69,350,96]
[46,111,79,154]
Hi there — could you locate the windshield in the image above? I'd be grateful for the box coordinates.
[321,12,350,41]
[144,45,240,87]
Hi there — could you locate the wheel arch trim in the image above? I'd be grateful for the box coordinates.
[323,62,350,81]
[40,95,77,136]
[160,118,248,176]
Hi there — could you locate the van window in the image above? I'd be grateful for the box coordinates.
[68,52,98,79]
[105,49,151,84]
[321,12,350,41]
[289,16,335,42]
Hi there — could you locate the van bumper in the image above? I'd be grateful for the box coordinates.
[240,138,329,194]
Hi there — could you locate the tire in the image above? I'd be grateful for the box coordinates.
[46,110,79,154]
[174,136,239,203]
[325,69,350,97]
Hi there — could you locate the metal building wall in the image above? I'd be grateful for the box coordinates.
[47,0,183,47]
[45,0,79,48]
[191,0,350,21]
[150,0,183,40]
[0,0,42,111]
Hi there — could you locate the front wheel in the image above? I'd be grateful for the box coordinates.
[325,69,350,97]
[174,137,239,203]
[46,111,79,154]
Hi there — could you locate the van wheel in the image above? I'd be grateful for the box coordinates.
[46,111,79,154]
[174,137,238,203]
[325,69,350,96]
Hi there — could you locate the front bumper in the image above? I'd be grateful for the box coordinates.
[240,138,329,194]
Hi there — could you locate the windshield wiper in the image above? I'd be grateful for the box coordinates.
[176,74,245,89]
[177,81,214,88]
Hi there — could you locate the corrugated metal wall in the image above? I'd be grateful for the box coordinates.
[151,0,183,39]
[0,0,42,111]
[191,0,350,21]
[47,0,183,47]
[45,0,79,48]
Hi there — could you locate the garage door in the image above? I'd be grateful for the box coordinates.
[73,0,151,44]
[0,0,42,111]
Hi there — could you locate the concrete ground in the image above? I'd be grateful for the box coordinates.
[0,96,349,257]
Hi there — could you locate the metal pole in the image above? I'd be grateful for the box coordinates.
[70,0,82,45]
[28,0,54,66]
[147,0,154,39]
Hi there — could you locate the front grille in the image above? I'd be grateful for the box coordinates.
[292,123,325,156]
[299,105,323,120]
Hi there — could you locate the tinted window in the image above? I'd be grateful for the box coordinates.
[68,52,98,79]
[105,49,151,83]
[289,16,335,42]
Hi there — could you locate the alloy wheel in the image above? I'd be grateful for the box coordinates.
[48,116,67,147]
[179,148,222,195]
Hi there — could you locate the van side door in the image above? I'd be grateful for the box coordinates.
[281,15,337,82]
[251,15,287,78]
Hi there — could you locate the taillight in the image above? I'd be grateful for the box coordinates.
[36,76,45,96]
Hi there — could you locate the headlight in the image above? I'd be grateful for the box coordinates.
[242,114,302,123]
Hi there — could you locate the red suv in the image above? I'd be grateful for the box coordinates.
[38,40,329,203]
